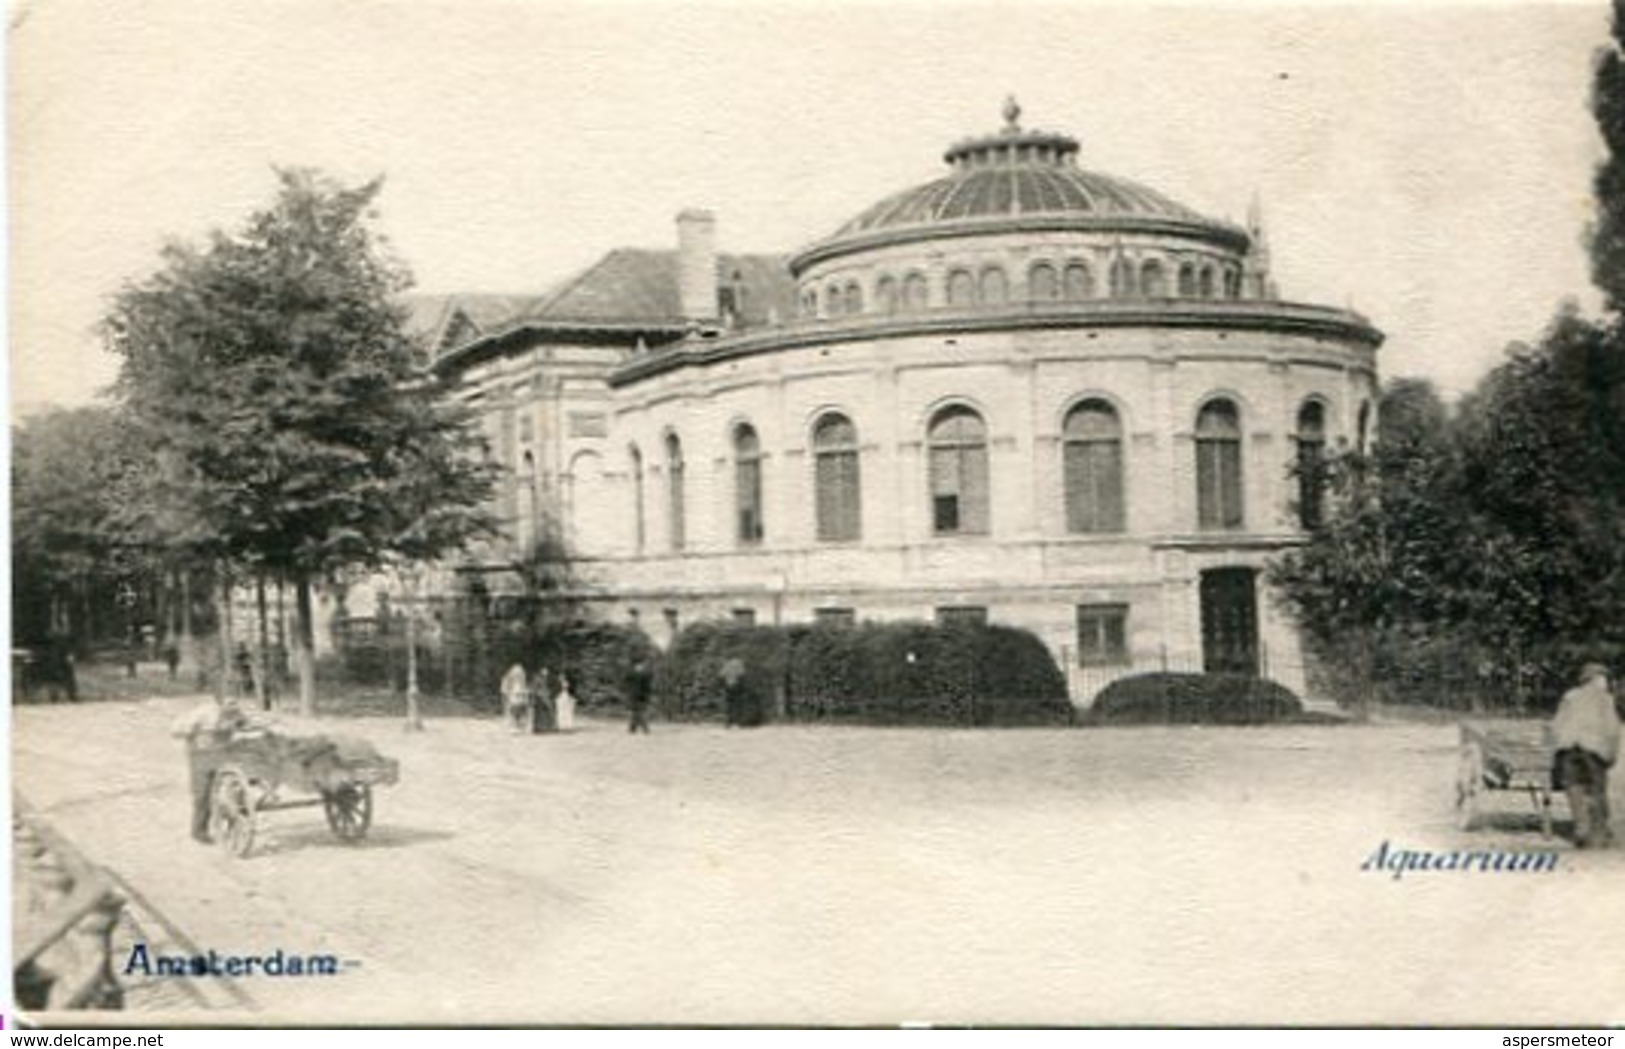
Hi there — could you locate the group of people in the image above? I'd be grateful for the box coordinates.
[500,663,579,734]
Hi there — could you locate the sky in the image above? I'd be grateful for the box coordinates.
[8,0,1613,413]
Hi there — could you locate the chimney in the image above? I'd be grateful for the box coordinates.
[676,208,718,323]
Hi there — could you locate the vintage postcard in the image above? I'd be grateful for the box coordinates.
[10,0,1623,1028]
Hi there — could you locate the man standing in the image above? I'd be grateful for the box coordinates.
[720,656,746,727]
[627,657,653,734]
[170,697,251,843]
[1552,662,1622,848]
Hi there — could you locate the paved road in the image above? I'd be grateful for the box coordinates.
[13,698,1625,1025]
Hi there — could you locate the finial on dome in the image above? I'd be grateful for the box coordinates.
[1002,95,1022,133]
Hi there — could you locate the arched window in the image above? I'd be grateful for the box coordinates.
[735,423,764,545]
[1029,262,1059,301]
[1177,263,1196,298]
[903,272,929,311]
[1063,400,1125,533]
[1357,401,1372,454]
[1295,401,1327,530]
[813,413,861,541]
[800,291,815,318]
[825,285,842,317]
[1196,399,1244,530]
[928,406,990,535]
[1140,259,1166,298]
[1109,257,1136,298]
[629,444,646,553]
[845,281,863,315]
[1223,269,1242,299]
[665,433,685,551]
[947,270,975,307]
[876,275,898,314]
[979,266,1008,305]
[1063,262,1094,300]
[1198,266,1215,299]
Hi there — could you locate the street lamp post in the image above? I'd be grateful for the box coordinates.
[401,565,425,732]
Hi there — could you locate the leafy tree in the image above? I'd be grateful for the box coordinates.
[103,169,498,714]
[1591,4,1625,314]
[1274,15,1625,713]
[1268,379,1474,713]
[12,407,131,646]
[1454,307,1625,689]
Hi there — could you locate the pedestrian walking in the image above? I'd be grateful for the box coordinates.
[1552,661,1621,848]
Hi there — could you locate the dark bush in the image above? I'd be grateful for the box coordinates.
[1088,672,1303,726]
[659,622,786,722]
[661,619,1071,727]
[473,619,658,713]
[326,619,656,715]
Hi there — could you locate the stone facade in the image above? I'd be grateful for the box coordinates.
[428,108,1382,706]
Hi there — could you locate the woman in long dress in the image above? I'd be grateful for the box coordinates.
[555,673,576,732]
[500,663,528,733]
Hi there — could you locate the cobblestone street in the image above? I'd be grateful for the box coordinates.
[13,697,1625,1025]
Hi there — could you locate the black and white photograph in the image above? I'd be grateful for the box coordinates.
[9,0,1624,1028]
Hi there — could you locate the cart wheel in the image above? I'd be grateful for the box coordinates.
[1455,743,1484,831]
[323,785,372,842]
[209,769,257,858]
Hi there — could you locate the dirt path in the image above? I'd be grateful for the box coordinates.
[13,699,1625,1025]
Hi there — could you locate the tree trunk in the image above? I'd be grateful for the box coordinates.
[180,571,195,685]
[294,575,317,717]
[405,599,422,731]
[215,572,234,703]
[255,574,271,712]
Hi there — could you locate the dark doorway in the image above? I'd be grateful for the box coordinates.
[1200,567,1259,676]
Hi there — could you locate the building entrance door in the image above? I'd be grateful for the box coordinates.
[1200,567,1259,676]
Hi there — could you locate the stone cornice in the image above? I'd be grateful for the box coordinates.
[609,300,1383,388]
[433,320,688,377]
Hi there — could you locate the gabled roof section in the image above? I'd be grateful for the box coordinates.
[401,293,535,359]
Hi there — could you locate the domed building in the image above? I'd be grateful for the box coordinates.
[427,102,1382,703]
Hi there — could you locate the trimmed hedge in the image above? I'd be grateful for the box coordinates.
[659,620,1071,727]
[1088,672,1303,726]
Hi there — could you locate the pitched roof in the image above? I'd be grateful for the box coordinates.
[401,292,537,356]
[521,249,798,329]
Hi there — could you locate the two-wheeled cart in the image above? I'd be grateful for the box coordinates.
[1455,720,1560,837]
[206,730,399,858]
